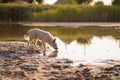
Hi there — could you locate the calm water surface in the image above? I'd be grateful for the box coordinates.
[56,37,120,65]
[0,23,120,65]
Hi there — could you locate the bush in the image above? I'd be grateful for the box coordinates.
[0,0,16,3]
[28,0,43,4]
[62,0,77,4]
[34,5,120,22]
[112,0,120,5]
[94,1,104,6]
[56,5,82,21]
[0,4,32,21]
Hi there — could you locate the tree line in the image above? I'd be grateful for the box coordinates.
[0,0,119,5]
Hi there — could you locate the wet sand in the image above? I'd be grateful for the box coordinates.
[0,41,120,80]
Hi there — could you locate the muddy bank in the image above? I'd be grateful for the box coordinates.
[0,41,120,80]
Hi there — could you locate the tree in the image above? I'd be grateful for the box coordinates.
[28,0,33,3]
[28,0,43,4]
[112,0,120,5]
[75,0,92,4]
[94,1,104,6]
[62,0,77,4]
[36,0,43,3]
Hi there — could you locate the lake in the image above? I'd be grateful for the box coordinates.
[0,23,120,65]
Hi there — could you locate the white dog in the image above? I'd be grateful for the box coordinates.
[24,28,58,56]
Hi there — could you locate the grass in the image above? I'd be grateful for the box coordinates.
[0,4,120,22]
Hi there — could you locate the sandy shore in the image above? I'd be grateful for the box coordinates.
[0,41,120,80]
[17,22,120,27]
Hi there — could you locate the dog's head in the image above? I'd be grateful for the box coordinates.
[51,38,58,50]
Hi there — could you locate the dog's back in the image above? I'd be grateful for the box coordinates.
[24,28,58,50]
[26,28,54,42]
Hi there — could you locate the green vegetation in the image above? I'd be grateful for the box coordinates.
[62,0,77,4]
[28,0,43,4]
[0,4,32,21]
[94,1,104,6]
[0,0,16,3]
[112,0,120,5]
[0,0,43,4]
[0,4,120,22]
[75,0,92,4]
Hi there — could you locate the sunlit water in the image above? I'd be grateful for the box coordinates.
[55,36,120,65]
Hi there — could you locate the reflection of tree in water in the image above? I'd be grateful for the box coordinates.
[117,39,120,48]
[76,37,92,60]
[76,37,92,45]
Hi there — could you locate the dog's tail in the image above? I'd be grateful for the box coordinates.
[24,35,30,41]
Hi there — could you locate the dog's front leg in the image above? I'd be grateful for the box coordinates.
[33,39,38,48]
[27,38,33,48]
[42,41,46,56]
[27,41,32,48]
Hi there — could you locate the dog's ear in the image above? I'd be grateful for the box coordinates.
[53,38,56,42]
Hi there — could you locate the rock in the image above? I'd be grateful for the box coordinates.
[100,74,110,80]
[63,59,73,63]
[9,50,15,53]
[75,70,80,74]
[105,67,114,71]
[0,70,12,77]
[103,71,114,74]
[114,65,120,71]
[12,71,26,78]
[74,71,86,80]
[56,61,62,63]
[50,71,59,74]
[75,75,85,80]
[114,65,120,68]
[20,65,38,73]
[82,68,91,77]
[51,64,62,69]
[78,64,84,68]
[63,65,71,68]
[49,77,58,80]
[114,73,119,76]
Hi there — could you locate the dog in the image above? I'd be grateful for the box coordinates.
[24,28,58,56]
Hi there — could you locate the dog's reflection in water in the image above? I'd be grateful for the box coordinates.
[48,50,58,58]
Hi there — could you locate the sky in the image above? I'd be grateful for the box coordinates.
[91,0,113,5]
[43,0,57,4]
[43,0,113,5]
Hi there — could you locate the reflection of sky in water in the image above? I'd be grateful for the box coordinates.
[56,36,120,64]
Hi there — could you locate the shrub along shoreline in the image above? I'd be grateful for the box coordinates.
[0,4,120,22]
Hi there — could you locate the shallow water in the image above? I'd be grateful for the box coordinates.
[56,36,120,65]
[0,23,120,65]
